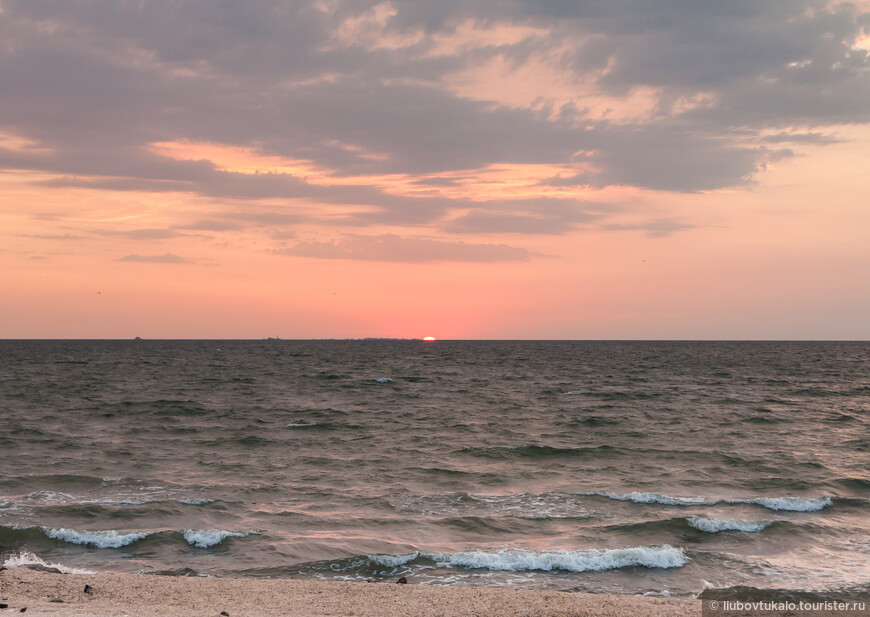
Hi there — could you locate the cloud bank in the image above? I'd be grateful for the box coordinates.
[1,0,868,260]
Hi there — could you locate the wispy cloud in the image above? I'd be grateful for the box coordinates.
[604,219,696,238]
[117,253,194,264]
[279,234,533,262]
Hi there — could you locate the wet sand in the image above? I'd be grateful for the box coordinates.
[0,566,700,616]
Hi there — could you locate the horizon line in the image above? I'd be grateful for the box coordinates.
[1,338,868,343]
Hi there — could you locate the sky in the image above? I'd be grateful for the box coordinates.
[2,0,870,339]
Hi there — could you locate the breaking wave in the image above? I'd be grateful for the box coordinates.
[686,517,771,533]
[2,551,96,574]
[27,527,257,549]
[366,545,688,573]
[42,528,158,548]
[589,492,833,512]
[182,529,257,548]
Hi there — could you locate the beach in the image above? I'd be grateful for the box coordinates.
[0,566,699,617]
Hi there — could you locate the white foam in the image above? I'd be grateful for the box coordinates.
[374,378,392,383]
[687,517,771,533]
[731,497,832,512]
[182,529,256,548]
[285,423,319,428]
[3,551,96,574]
[590,492,832,512]
[368,552,420,567]
[42,527,157,548]
[25,491,76,503]
[595,492,713,506]
[431,545,688,573]
[176,498,214,505]
[563,391,582,395]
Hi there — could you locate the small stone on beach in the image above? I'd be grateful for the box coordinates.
[220,612,230,616]
[83,584,93,595]
[396,577,408,584]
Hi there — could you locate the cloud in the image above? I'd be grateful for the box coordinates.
[444,212,576,234]
[443,198,599,234]
[279,234,532,262]
[117,253,194,264]
[759,131,841,145]
[104,228,180,240]
[0,0,868,238]
[176,219,245,232]
[604,219,695,238]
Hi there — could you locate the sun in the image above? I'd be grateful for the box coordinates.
[422,336,436,341]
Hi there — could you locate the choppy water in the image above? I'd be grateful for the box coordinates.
[1,340,868,600]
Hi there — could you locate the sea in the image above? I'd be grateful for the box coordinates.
[1,340,867,601]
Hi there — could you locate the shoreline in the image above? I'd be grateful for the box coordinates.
[0,566,700,617]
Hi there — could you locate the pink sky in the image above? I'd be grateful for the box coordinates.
[2,1,870,339]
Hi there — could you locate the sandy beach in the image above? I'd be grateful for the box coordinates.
[0,566,700,617]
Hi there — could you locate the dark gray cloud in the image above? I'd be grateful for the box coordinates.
[0,0,867,237]
[117,253,194,264]
[280,234,532,262]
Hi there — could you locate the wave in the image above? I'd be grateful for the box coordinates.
[390,491,593,520]
[465,444,617,460]
[284,421,346,430]
[305,545,689,579]
[592,492,713,506]
[373,378,392,383]
[1,526,258,549]
[368,552,421,567]
[0,474,109,490]
[588,492,833,512]
[602,516,781,536]
[363,545,687,574]
[574,416,620,426]
[10,491,214,508]
[2,551,95,574]
[736,497,832,511]
[686,517,771,533]
[42,528,159,548]
[182,529,256,548]
[432,545,688,572]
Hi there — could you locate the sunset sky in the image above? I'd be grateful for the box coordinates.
[2,0,870,339]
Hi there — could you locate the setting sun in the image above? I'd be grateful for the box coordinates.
[423,336,436,341]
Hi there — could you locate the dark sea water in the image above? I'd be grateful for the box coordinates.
[1,340,868,600]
